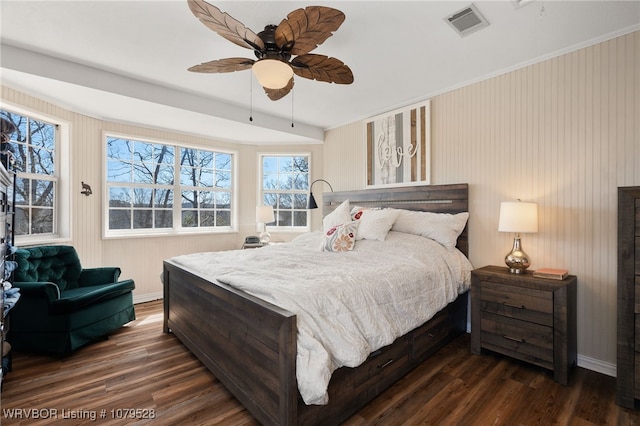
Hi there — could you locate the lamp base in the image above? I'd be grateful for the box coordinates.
[504,235,531,274]
[506,266,528,274]
[260,231,271,244]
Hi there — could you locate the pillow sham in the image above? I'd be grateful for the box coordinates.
[391,210,469,249]
[322,199,351,232]
[322,221,359,252]
[350,207,399,241]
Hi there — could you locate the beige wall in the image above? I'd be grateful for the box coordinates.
[1,85,323,302]
[324,31,639,374]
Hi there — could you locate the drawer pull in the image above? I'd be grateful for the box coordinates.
[427,328,442,338]
[503,302,525,309]
[503,335,525,344]
[377,359,394,369]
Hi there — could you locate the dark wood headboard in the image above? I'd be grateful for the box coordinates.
[321,183,469,257]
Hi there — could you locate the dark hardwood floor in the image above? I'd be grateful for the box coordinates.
[1,300,638,425]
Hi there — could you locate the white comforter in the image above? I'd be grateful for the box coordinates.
[171,231,473,405]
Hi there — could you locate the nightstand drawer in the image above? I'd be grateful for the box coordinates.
[480,281,553,326]
[635,276,640,314]
[480,312,553,365]
[635,313,640,347]
[635,352,640,400]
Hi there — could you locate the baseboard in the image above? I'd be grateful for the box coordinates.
[133,292,163,304]
[577,354,616,377]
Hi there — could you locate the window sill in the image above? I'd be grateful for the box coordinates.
[102,227,238,240]
[15,235,72,248]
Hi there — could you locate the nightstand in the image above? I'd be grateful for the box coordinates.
[470,265,577,385]
[241,242,267,249]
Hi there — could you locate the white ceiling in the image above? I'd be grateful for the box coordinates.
[1,0,638,144]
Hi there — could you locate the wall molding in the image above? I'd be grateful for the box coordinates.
[577,354,616,378]
[133,292,163,305]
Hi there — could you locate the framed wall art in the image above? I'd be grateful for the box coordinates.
[364,100,430,188]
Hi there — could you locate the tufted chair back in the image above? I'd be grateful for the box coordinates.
[14,245,83,292]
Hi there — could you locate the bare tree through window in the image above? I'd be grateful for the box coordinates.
[261,155,309,228]
[0,110,56,237]
[106,136,233,232]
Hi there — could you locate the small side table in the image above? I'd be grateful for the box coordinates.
[470,265,577,385]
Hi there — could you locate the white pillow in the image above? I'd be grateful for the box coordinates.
[322,199,351,232]
[392,210,469,249]
[351,207,399,241]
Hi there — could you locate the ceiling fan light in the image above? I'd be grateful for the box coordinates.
[252,59,293,89]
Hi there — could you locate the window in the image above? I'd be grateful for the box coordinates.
[260,154,309,229]
[179,147,232,228]
[0,108,69,244]
[105,135,234,236]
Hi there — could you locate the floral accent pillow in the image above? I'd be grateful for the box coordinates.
[322,221,359,252]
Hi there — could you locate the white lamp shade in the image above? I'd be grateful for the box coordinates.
[256,205,275,224]
[252,59,293,89]
[498,201,538,233]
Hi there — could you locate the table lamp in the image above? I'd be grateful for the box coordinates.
[498,200,538,274]
[256,205,275,243]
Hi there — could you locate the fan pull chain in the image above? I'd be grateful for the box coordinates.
[249,73,254,122]
[291,88,294,128]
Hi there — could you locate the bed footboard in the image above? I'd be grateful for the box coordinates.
[163,260,298,425]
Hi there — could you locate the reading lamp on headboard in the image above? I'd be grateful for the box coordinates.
[307,179,333,209]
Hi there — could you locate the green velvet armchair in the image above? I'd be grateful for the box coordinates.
[8,245,135,356]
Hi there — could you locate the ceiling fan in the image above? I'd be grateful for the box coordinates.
[186,0,354,101]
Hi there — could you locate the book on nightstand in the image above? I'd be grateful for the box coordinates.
[532,268,569,280]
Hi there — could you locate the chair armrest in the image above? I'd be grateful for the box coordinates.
[13,281,61,302]
[78,267,122,286]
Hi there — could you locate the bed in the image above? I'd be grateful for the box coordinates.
[163,183,470,425]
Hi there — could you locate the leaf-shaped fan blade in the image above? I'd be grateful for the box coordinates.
[264,78,294,101]
[188,58,255,73]
[188,0,264,51]
[291,54,354,84]
[275,6,345,55]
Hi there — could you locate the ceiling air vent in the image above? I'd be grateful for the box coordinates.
[444,3,490,37]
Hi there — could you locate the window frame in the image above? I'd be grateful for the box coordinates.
[1,104,71,246]
[258,152,311,232]
[103,132,237,239]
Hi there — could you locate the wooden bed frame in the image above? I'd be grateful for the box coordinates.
[163,183,469,425]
